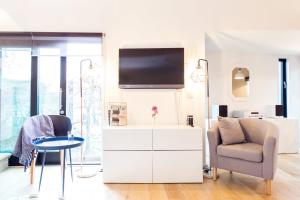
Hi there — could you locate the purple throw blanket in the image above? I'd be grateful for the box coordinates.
[13,115,55,169]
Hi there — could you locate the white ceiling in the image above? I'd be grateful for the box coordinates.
[206,31,300,55]
[1,0,300,56]
[1,1,300,32]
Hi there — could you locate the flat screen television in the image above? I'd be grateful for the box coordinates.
[119,48,184,89]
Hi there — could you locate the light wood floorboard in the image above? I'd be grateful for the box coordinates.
[0,154,300,200]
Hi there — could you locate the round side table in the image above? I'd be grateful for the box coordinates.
[32,136,84,199]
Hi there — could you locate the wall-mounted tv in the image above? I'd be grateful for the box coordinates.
[119,48,184,89]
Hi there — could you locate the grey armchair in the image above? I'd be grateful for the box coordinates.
[207,118,279,195]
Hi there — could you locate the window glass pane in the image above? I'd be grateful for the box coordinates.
[0,34,103,158]
[38,52,60,115]
[67,56,102,163]
[0,48,31,152]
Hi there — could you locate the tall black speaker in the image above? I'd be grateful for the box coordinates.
[275,105,284,117]
[212,105,228,118]
[219,105,228,117]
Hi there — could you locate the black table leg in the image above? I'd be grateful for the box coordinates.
[62,149,66,198]
[38,150,47,192]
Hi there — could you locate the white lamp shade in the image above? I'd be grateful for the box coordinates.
[191,67,206,82]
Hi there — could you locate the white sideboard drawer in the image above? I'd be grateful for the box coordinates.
[103,151,152,183]
[103,128,152,150]
[153,151,203,183]
[153,128,202,150]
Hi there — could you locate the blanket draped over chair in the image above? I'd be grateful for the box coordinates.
[13,115,54,169]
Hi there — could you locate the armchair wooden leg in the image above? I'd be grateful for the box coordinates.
[265,180,272,195]
[30,150,38,185]
[213,167,218,181]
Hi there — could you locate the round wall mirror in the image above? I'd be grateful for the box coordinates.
[232,67,250,98]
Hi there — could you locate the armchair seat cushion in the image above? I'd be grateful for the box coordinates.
[217,143,263,163]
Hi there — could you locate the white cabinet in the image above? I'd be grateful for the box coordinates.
[102,125,203,183]
[152,127,203,183]
[103,151,152,183]
[264,118,299,153]
[103,127,152,150]
[153,151,203,183]
[153,127,202,150]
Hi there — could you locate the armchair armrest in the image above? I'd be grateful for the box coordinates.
[262,123,279,180]
[207,125,221,167]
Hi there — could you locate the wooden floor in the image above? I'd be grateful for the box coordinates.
[1,154,300,200]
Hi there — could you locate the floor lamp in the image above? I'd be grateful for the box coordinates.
[191,58,212,178]
[77,58,97,178]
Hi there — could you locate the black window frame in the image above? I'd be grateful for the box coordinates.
[279,58,287,117]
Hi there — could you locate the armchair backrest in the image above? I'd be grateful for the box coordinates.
[48,115,72,136]
[239,118,271,145]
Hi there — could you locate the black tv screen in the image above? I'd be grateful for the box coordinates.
[119,48,184,89]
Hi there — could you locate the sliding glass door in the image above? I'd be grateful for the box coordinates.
[66,43,102,164]
[38,50,61,115]
[0,48,31,152]
[0,33,103,165]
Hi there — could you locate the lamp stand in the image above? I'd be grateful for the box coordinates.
[196,59,213,179]
[77,59,97,178]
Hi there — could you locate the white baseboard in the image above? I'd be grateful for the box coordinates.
[0,153,11,172]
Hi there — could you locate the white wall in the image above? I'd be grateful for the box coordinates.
[287,56,300,145]
[288,56,300,119]
[207,50,300,118]
[105,32,204,125]
[1,0,300,126]
[207,50,280,116]
[99,3,206,126]
[0,0,206,126]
